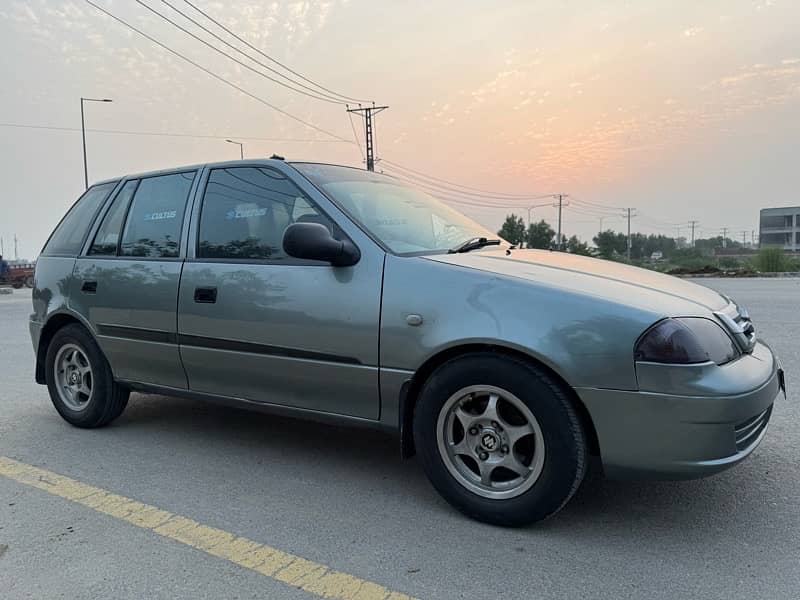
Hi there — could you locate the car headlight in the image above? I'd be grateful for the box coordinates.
[634,317,740,365]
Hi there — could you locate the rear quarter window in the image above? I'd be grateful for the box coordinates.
[119,172,195,258]
[41,182,118,256]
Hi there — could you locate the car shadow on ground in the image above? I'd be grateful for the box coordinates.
[108,392,780,539]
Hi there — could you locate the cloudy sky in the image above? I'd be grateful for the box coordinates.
[1,0,798,259]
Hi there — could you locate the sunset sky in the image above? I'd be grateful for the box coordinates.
[1,0,799,258]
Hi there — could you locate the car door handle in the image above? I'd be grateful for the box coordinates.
[81,280,97,294]
[194,286,217,303]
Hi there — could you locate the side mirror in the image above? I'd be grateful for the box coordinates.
[283,222,360,267]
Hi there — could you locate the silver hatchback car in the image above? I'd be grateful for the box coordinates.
[30,160,785,525]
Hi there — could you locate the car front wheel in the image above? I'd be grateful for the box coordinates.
[45,324,129,428]
[413,353,587,526]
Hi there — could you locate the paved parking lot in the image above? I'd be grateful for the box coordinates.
[1,279,798,599]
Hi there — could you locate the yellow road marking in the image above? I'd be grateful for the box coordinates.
[0,456,416,600]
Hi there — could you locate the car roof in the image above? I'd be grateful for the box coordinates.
[93,158,290,184]
[90,159,374,186]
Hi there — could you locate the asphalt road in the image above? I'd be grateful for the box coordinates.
[1,279,798,599]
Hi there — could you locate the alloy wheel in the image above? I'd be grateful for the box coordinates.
[54,343,94,411]
[436,385,546,500]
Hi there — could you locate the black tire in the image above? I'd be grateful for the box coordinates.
[413,352,586,526]
[45,324,129,428]
[24,276,34,288]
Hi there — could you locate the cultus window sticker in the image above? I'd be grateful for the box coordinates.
[143,210,177,221]
[226,208,268,220]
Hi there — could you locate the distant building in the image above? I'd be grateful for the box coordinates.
[759,206,799,251]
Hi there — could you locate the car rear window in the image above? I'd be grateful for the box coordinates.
[41,182,118,256]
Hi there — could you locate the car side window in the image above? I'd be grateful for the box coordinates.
[42,182,117,256]
[88,180,139,256]
[197,167,333,260]
[119,172,195,258]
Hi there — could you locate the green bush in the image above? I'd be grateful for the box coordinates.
[755,247,789,272]
[718,256,741,270]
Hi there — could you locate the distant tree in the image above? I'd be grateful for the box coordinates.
[695,236,741,252]
[565,235,592,256]
[525,219,555,249]
[642,234,677,259]
[593,230,627,258]
[498,214,526,247]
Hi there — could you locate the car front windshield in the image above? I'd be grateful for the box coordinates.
[293,163,504,255]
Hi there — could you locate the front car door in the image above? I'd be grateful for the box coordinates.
[177,162,384,419]
[72,170,199,388]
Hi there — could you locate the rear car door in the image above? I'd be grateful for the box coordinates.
[177,164,383,419]
[71,170,199,388]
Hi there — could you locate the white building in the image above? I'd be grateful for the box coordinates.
[759,206,799,251]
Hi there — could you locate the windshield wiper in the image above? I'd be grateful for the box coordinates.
[448,237,502,254]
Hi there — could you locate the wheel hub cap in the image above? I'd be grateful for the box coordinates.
[479,430,499,451]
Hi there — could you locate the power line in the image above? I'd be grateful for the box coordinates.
[181,0,368,104]
[137,0,345,104]
[382,161,556,201]
[381,170,550,208]
[380,171,543,209]
[162,0,351,104]
[84,0,350,142]
[568,194,623,211]
[0,122,353,142]
[381,169,538,205]
[382,159,554,199]
[567,202,620,217]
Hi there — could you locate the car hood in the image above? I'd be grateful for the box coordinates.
[424,248,728,313]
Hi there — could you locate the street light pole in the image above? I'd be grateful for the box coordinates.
[226,139,244,160]
[81,97,112,190]
[527,199,559,228]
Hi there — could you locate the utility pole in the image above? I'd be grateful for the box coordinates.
[689,220,699,247]
[721,227,728,248]
[346,103,389,171]
[624,208,637,260]
[556,194,568,251]
[14,234,18,261]
[741,230,747,246]
[751,230,756,247]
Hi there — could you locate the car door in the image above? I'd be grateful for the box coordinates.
[71,170,199,389]
[177,163,383,419]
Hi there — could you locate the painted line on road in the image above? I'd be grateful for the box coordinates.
[0,456,416,600]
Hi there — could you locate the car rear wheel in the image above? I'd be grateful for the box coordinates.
[45,324,129,428]
[413,353,586,526]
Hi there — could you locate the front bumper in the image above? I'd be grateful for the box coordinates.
[576,341,783,480]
